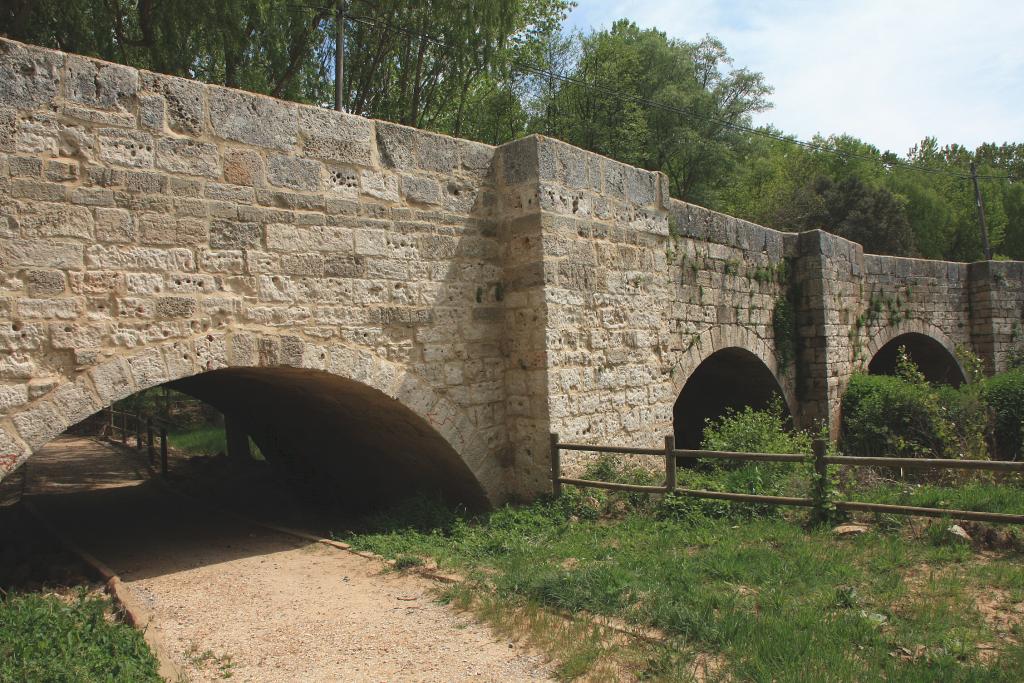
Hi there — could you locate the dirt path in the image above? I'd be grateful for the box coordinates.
[25,437,552,682]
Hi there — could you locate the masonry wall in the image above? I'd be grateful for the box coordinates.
[0,37,518,500]
[530,136,799,472]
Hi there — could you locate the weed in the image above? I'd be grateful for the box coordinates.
[0,591,160,681]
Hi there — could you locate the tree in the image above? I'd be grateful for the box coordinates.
[534,21,772,204]
[0,0,572,138]
[796,176,916,256]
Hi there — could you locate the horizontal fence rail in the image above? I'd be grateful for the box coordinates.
[550,433,1024,525]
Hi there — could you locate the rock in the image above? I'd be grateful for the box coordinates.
[833,524,869,537]
[947,524,972,542]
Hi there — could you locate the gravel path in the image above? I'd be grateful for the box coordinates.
[27,437,553,682]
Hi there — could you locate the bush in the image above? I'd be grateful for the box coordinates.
[660,398,813,519]
[701,397,811,455]
[983,367,1024,460]
[841,373,954,457]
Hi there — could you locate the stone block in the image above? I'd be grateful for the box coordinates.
[280,253,325,276]
[0,39,63,108]
[298,107,373,166]
[223,148,265,187]
[11,399,62,449]
[401,174,442,205]
[267,154,322,191]
[360,170,399,203]
[139,94,165,131]
[154,296,197,318]
[459,140,493,176]
[9,156,42,177]
[375,121,418,170]
[97,128,155,168]
[141,71,205,134]
[326,166,359,197]
[11,178,66,201]
[25,270,65,296]
[126,347,168,391]
[0,353,34,380]
[208,86,297,150]
[18,203,93,239]
[50,379,100,424]
[1,239,83,269]
[156,137,220,177]
[16,298,81,319]
[85,245,195,271]
[66,54,138,111]
[210,219,261,249]
[417,132,459,174]
[0,105,15,153]
[498,136,538,186]
[44,159,79,183]
[324,254,365,278]
[0,383,28,412]
[95,207,135,243]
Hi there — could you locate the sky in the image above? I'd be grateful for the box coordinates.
[565,0,1024,156]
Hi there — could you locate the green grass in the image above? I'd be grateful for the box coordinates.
[0,590,161,682]
[167,425,227,455]
[167,426,264,460]
[340,489,1024,681]
[855,479,1024,516]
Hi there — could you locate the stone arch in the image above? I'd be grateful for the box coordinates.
[861,320,967,386]
[670,326,795,449]
[0,331,501,508]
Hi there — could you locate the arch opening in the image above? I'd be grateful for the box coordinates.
[867,333,966,387]
[4,365,490,512]
[673,347,791,450]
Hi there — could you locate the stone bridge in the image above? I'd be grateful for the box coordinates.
[1,38,1022,506]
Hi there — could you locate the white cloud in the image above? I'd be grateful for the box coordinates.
[566,0,1024,154]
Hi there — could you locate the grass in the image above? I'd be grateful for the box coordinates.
[339,483,1024,681]
[0,590,161,682]
[854,479,1024,516]
[167,425,227,455]
[167,426,264,460]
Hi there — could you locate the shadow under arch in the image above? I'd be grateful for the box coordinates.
[0,332,496,510]
[673,346,792,450]
[865,329,967,387]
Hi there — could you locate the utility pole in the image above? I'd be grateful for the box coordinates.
[970,161,993,260]
[334,0,345,112]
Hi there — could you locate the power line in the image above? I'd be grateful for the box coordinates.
[287,2,1018,183]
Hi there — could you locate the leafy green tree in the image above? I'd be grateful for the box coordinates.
[798,175,916,256]
[535,21,772,204]
[0,0,572,137]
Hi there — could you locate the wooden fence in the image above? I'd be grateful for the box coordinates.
[107,409,175,477]
[550,434,1024,525]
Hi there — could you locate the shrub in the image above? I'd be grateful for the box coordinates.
[662,398,813,518]
[841,373,954,457]
[983,367,1024,460]
[700,397,811,455]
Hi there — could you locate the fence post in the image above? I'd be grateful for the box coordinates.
[121,412,128,445]
[135,412,142,450]
[550,433,562,497]
[108,407,114,440]
[146,419,155,464]
[160,427,168,477]
[664,435,677,493]
[812,438,829,522]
